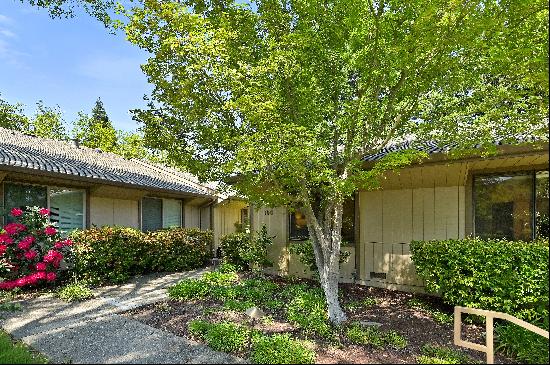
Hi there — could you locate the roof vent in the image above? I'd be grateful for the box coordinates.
[70,138,80,148]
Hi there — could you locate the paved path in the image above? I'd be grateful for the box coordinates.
[0,268,245,364]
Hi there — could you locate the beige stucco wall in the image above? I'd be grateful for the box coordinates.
[89,196,139,228]
[184,205,200,229]
[213,200,249,249]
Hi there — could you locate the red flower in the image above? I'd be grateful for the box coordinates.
[0,234,13,244]
[54,242,63,249]
[46,272,57,282]
[0,281,16,290]
[17,241,31,251]
[44,226,57,236]
[39,208,51,216]
[24,250,37,260]
[15,277,27,287]
[10,208,23,217]
[62,238,74,246]
[4,223,26,235]
[36,262,47,271]
[35,271,46,280]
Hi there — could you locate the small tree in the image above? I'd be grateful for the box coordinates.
[31,101,68,140]
[125,0,548,323]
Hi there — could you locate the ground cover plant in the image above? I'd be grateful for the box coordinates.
[0,330,48,364]
[124,266,515,364]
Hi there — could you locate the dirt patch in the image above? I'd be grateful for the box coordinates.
[122,275,515,364]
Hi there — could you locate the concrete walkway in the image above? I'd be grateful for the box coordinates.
[0,268,245,364]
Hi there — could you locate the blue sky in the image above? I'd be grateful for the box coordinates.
[0,1,152,132]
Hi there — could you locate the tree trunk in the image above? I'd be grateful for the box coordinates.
[303,200,348,325]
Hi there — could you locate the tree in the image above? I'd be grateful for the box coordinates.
[19,0,132,28]
[115,130,150,159]
[71,111,117,151]
[125,0,548,324]
[91,97,111,128]
[0,95,30,132]
[30,101,68,140]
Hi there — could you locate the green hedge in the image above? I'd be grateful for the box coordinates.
[70,226,212,285]
[219,226,272,271]
[410,238,549,322]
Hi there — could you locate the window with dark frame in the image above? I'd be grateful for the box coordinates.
[289,197,356,243]
[473,169,549,241]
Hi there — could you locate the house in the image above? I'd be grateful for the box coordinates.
[0,127,216,232]
[242,139,549,292]
[2,127,548,293]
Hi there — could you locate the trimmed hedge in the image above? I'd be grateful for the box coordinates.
[70,226,212,285]
[219,226,272,271]
[410,238,549,322]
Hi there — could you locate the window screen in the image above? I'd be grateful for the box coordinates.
[49,188,84,233]
[162,199,182,228]
[142,197,162,231]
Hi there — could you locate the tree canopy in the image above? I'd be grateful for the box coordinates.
[125,0,549,323]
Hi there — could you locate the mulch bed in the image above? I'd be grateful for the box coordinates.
[122,274,516,364]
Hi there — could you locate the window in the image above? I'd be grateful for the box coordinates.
[3,183,85,233]
[535,171,549,239]
[141,197,183,231]
[289,210,309,240]
[142,197,163,231]
[162,199,182,228]
[49,188,85,232]
[4,183,47,223]
[289,197,356,243]
[474,170,548,241]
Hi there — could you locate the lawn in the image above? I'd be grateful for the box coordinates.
[122,266,515,364]
[0,330,48,364]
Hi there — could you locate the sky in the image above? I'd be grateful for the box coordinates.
[0,0,152,132]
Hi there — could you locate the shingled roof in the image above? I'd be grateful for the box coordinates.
[362,136,541,161]
[0,127,213,196]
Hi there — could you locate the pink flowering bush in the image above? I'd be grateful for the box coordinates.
[0,207,73,290]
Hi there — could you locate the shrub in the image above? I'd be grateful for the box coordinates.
[219,226,272,271]
[288,240,351,278]
[495,321,549,364]
[250,333,316,364]
[70,226,212,285]
[168,279,209,301]
[410,238,549,322]
[0,207,72,290]
[144,228,213,272]
[57,282,94,302]
[417,344,476,364]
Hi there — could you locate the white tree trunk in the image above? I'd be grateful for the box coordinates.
[303,200,348,325]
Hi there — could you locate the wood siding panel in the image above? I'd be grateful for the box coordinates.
[90,196,114,227]
[422,188,436,240]
[113,199,139,228]
[412,189,424,241]
[362,190,383,243]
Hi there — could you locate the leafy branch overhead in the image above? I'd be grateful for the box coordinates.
[124,0,548,324]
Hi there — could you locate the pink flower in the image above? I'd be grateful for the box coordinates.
[0,245,6,255]
[24,250,37,260]
[62,239,74,246]
[17,241,31,251]
[35,271,46,280]
[46,272,56,282]
[39,208,50,216]
[26,274,39,286]
[22,236,35,244]
[10,208,23,217]
[0,234,13,244]
[54,242,63,249]
[43,226,57,236]
[3,223,26,235]
[0,281,16,290]
[15,277,27,287]
[36,262,47,271]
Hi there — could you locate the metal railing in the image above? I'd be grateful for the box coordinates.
[454,306,549,364]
